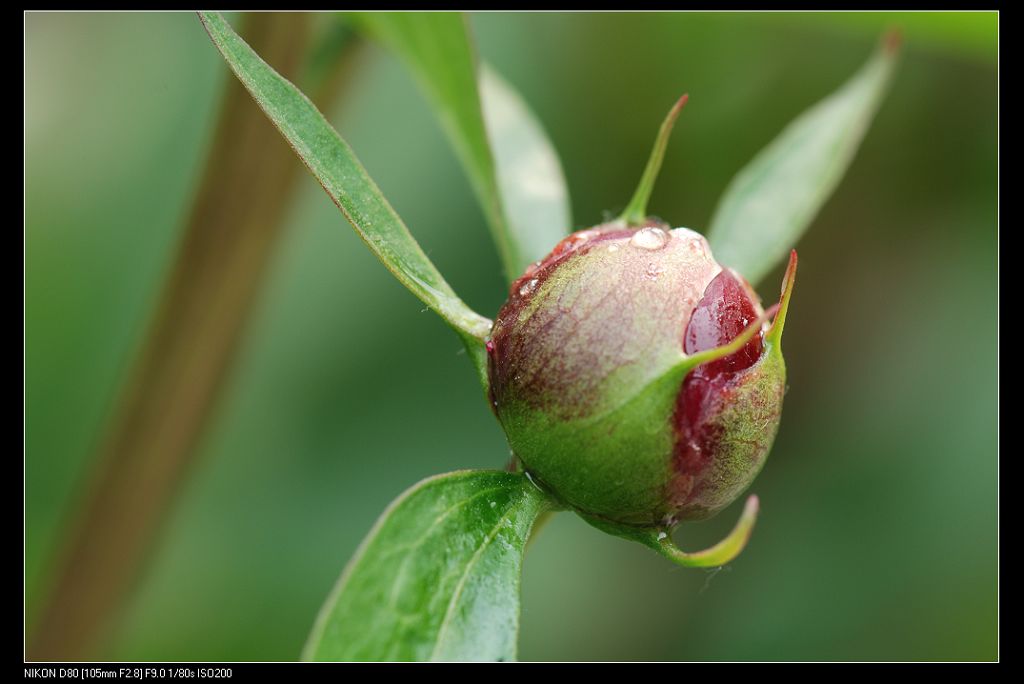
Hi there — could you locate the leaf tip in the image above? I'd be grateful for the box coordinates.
[668,92,689,123]
[744,493,760,520]
[883,27,903,56]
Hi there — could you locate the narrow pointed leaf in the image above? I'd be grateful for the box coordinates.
[304,470,553,662]
[479,64,571,273]
[353,12,570,283]
[198,11,492,351]
[619,94,688,226]
[708,35,899,286]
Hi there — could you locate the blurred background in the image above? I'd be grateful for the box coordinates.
[25,12,997,661]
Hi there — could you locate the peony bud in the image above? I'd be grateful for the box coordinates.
[487,222,796,527]
[485,95,797,531]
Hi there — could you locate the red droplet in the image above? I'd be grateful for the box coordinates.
[485,340,495,354]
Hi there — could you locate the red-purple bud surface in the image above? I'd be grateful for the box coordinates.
[487,222,796,527]
[671,268,776,520]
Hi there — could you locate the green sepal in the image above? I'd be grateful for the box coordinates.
[579,494,760,567]
[620,94,688,226]
[766,249,798,350]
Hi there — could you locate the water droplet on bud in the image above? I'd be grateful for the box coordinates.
[630,227,669,251]
[519,278,539,297]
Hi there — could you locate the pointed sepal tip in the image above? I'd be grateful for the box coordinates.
[620,94,689,226]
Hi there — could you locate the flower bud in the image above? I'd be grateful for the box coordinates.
[486,222,796,528]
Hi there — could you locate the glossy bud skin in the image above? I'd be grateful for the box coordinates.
[671,269,784,521]
[487,221,788,527]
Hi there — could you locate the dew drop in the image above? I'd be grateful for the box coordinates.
[630,227,669,251]
[657,531,668,541]
[645,262,664,280]
[485,339,495,354]
[524,471,543,492]
[519,278,539,297]
[608,244,620,253]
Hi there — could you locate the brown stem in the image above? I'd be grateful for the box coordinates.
[28,12,363,660]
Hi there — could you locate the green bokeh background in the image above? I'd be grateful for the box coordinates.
[25,12,997,661]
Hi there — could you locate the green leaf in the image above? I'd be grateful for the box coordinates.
[303,470,554,662]
[479,64,571,274]
[353,12,570,283]
[197,11,492,356]
[707,34,899,286]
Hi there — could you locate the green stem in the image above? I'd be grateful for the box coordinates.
[619,94,688,226]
